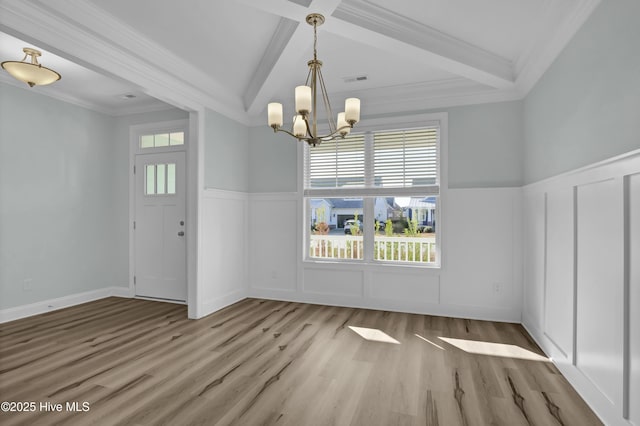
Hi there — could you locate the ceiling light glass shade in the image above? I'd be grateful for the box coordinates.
[267,13,360,147]
[1,48,61,87]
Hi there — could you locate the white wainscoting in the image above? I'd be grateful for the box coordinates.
[249,194,299,293]
[630,172,640,426]
[248,188,522,322]
[522,150,640,426]
[198,188,249,317]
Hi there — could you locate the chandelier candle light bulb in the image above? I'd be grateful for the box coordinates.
[337,112,350,136]
[293,115,307,137]
[295,86,312,114]
[345,98,360,125]
[268,103,283,129]
[266,13,360,146]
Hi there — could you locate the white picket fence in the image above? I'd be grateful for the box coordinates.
[309,235,436,263]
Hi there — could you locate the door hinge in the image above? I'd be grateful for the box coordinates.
[133,221,136,230]
[134,276,136,285]
[133,165,136,174]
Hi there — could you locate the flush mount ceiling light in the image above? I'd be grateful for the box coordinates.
[267,13,361,147]
[1,47,61,87]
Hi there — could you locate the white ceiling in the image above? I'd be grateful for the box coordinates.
[0,0,600,123]
[0,32,175,116]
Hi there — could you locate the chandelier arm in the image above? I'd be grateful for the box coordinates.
[303,115,314,138]
[318,124,353,141]
[304,66,312,86]
[274,126,306,141]
[311,65,318,138]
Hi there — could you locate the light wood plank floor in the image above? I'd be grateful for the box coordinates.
[0,297,601,425]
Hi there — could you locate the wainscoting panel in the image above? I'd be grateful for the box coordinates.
[544,187,574,359]
[441,188,520,310]
[303,268,364,297]
[249,196,298,292]
[523,149,640,426]
[370,271,440,304]
[522,190,545,329]
[629,173,640,426]
[200,189,249,316]
[249,188,522,322]
[576,178,624,409]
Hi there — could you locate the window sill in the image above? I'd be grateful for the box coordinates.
[302,258,441,272]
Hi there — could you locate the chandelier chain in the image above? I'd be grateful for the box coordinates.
[313,20,318,61]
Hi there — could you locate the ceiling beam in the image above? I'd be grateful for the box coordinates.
[240,0,516,116]
[239,0,344,116]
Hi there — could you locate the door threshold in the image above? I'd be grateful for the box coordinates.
[134,295,187,305]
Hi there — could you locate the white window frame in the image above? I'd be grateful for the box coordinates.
[299,112,448,268]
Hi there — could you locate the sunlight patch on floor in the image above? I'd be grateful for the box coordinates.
[349,326,400,344]
[437,337,550,362]
[414,333,445,350]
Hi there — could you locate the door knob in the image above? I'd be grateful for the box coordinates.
[178,231,185,236]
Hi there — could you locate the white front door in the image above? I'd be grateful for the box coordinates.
[134,151,186,301]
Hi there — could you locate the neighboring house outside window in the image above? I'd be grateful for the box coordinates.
[304,120,442,266]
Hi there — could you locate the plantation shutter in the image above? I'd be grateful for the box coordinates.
[373,128,438,188]
[304,125,439,195]
[305,134,365,189]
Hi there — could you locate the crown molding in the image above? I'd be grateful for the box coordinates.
[0,0,251,124]
[514,0,601,95]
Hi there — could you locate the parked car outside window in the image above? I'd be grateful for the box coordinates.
[344,219,361,234]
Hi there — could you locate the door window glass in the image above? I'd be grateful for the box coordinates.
[144,163,176,196]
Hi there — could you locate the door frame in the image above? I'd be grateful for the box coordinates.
[129,119,192,306]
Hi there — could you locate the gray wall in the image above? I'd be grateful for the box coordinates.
[204,108,249,191]
[248,100,525,192]
[0,82,189,309]
[248,127,299,193]
[0,83,117,309]
[447,101,523,188]
[523,0,640,184]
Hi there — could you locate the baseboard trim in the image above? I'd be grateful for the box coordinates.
[248,288,521,323]
[196,289,248,319]
[0,286,132,323]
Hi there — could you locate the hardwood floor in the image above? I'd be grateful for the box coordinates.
[0,297,601,425]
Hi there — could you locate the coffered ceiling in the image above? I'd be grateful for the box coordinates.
[0,0,600,123]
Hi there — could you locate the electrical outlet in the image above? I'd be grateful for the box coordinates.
[493,282,502,294]
[23,278,33,291]
[271,270,278,279]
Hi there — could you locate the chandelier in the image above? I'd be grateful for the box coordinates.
[267,13,360,147]
[1,47,61,87]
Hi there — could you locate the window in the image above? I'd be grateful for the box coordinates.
[144,163,177,195]
[304,124,441,265]
[140,131,184,149]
